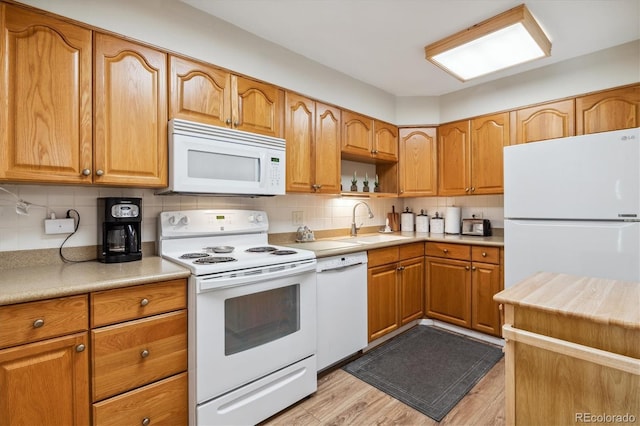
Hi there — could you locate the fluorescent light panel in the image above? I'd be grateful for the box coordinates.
[425,4,551,81]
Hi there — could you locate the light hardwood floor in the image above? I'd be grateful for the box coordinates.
[262,357,505,425]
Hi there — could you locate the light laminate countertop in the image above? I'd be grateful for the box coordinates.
[494,272,640,330]
[0,256,190,306]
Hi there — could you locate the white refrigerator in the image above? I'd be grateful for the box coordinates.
[503,127,640,288]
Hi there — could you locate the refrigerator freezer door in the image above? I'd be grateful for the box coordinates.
[505,219,640,287]
[504,127,639,220]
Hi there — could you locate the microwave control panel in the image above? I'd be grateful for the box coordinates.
[268,156,284,188]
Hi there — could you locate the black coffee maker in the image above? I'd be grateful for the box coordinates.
[98,197,142,263]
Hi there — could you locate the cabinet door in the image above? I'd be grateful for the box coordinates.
[398,127,437,196]
[513,99,575,144]
[284,92,314,193]
[367,264,398,342]
[425,257,471,327]
[399,257,424,325]
[470,112,509,194]
[437,120,470,196]
[0,332,89,425]
[0,4,92,184]
[169,55,231,127]
[471,262,501,336]
[314,102,342,193]
[94,33,167,187]
[341,110,374,160]
[576,85,640,135]
[373,120,398,162]
[233,76,283,138]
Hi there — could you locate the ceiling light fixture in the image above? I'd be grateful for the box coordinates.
[424,4,551,82]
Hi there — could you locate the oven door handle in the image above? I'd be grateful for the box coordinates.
[198,260,317,291]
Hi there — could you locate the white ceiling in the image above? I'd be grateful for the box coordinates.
[180,0,640,97]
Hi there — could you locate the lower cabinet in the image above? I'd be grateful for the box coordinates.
[425,242,503,336]
[368,243,424,342]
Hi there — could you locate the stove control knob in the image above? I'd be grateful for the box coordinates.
[179,216,189,225]
[167,215,177,225]
[255,214,264,223]
[248,214,255,223]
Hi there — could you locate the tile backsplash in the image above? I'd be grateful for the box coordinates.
[0,184,504,252]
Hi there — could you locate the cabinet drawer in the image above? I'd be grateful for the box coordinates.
[399,242,424,260]
[471,246,500,264]
[425,242,471,260]
[92,310,187,401]
[91,279,186,327]
[0,295,88,349]
[93,372,187,426]
[368,246,399,267]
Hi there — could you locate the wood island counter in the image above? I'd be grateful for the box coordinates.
[494,272,639,426]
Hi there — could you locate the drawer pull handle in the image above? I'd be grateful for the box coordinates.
[443,249,448,253]
[76,344,85,353]
[482,252,487,257]
[140,298,149,307]
[142,418,150,426]
[141,349,150,358]
[33,319,45,328]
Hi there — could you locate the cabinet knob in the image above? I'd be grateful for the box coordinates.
[465,266,470,270]
[141,349,150,358]
[397,266,405,271]
[371,149,378,154]
[482,252,487,257]
[234,121,239,127]
[465,187,470,192]
[142,418,150,426]
[96,169,104,176]
[443,248,448,253]
[81,168,91,176]
[33,319,45,328]
[472,266,477,271]
[76,344,85,353]
[140,298,149,307]
[225,119,231,125]
[471,187,476,192]
[311,184,322,191]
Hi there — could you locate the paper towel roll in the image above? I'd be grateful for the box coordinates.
[445,207,461,234]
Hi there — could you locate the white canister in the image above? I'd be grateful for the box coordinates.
[401,208,415,232]
[416,210,429,233]
[430,212,444,234]
[445,206,461,234]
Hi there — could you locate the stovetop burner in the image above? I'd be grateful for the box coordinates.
[180,253,209,259]
[245,246,278,253]
[204,246,235,254]
[271,250,298,256]
[193,256,237,264]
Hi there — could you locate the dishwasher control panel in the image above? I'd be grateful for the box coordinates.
[316,252,368,272]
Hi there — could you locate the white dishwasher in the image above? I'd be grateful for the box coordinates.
[316,251,368,371]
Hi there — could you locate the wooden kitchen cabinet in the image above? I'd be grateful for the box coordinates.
[426,242,503,336]
[398,127,438,197]
[0,4,93,184]
[90,279,188,424]
[0,295,90,425]
[511,99,575,144]
[284,92,341,193]
[576,84,640,135]
[94,33,168,187]
[367,243,424,342]
[342,111,398,163]
[169,54,283,138]
[438,113,509,195]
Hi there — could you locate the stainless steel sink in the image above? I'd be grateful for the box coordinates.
[336,234,412,244]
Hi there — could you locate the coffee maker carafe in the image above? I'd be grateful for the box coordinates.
[98,197,142,263]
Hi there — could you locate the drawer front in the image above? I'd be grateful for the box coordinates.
[399,242,424,260]
[93,372,187,426]
[0,295,88,349]
[425,242,471,260]
[368,246,399,267]
[91,279,187,327]
[471,246,500,264]
[92,310,187,401]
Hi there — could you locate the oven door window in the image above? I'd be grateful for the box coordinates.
[224,284,300,355]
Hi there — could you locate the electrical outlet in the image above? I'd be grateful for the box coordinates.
[469,211,483,219]
[44,218,75,234]
[292,211,304,226]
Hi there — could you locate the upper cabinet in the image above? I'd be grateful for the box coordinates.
[284,92,341,194]
[0,4,92,184]
[94,33,167,187]
[576,85,640,135]
[341,111,398,162]
[512,99,575,144]
[398,128,437,197]
[169,55,283,138]
[438,113,509,196]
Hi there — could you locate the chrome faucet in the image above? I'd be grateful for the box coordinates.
[351,201,374,236]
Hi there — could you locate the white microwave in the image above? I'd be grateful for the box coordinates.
[157,119,286,196]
